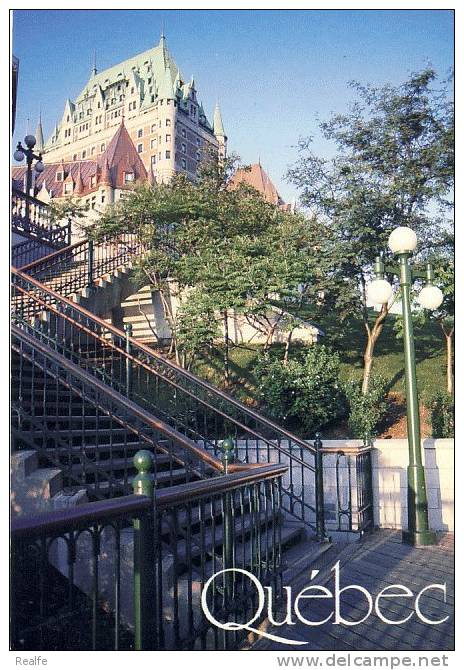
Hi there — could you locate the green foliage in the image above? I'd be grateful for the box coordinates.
[344,375,389,440]
[287,69,454,389]
[427,390,454,438]
[176,291,219,368]
[254,345,345,437]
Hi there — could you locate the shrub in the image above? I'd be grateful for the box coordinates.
[255,345,345,437]
[344,375,389,441]
[427,390,454,438]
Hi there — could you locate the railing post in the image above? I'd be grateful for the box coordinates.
[219,438,235,599]
[124,323,133,398]
[219,437,235,474]
[315,433,330,543]
[132,450,156,650]
[87,239,94,288]
[67,217,72,246]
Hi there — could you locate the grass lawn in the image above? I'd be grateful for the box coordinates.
[192,311,449,437]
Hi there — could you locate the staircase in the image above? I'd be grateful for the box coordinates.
[10,220,374,649]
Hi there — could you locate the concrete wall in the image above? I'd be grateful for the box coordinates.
[232,438,454,533]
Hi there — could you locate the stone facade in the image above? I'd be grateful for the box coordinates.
[41,34,226,184]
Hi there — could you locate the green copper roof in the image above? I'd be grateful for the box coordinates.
[76,35,182,102]
[213,102,225,137]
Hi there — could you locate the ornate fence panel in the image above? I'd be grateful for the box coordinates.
[11,463,286,651]
[12,188,71,247]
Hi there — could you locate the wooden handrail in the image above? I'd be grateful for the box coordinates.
[11,463,287,539]
[12,267,317,454]
[11,324,260,476]
[11,494,152,539]
[12,187,52,209]
[19,240,86,273]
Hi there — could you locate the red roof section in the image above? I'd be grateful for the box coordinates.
[229,163,285,206]
[11,120,148,199]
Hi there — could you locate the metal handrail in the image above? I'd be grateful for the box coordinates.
[11,188,71,248]
[12,323,250,479]
[12,268,320,530]
[12,267,316,455]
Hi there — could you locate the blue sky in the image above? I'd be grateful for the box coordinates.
[12,9,454,202]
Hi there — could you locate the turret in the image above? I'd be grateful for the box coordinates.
[213,102,227,159]
[35,111,44,153]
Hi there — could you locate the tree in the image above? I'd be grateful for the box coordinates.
[287,69,454,393]
[91,152,329,383]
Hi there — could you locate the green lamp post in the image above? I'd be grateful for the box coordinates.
[367,226,444,546]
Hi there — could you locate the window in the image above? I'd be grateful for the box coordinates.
[67,115,70,122]
[181,158,186,169]
[73,154,77,161]
[181,129,186,138]
[137,143,143,153]
[131,87,135,94]
[91,196,96,209]
[196,151,201,161]
[91,147,95,155]
[181,143,186,154]
[151,155,156,164]
[56,171,64,182]
[82,150,87,159]
[100,143,105,152]
[166,119,171,127]
[196,137,201,146]
[124,172,135,183]
[101,193,106,204]
[151,139,156,149]
[64,182,73,194]
[137,128,143,138]
[165,150,171,159]
[165,134,171,143]
[151,124,157,133]
[90,175,96,187]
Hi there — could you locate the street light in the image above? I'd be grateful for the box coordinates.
[368,226,443,546]
[13,133,45,227]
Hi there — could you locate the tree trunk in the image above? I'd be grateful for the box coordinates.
[223,309,230,385]
[283,328,294,366]
[361,303,389,394]
[446,333,453,394]
[440,322,454,395]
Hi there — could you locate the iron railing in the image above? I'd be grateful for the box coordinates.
[321,444,374,536]
[12,188,71,247]
[12,238,57,269]
[11,324,231,499]
[12,269,322,534]
[11,459,286,651]
[20,234,145,299]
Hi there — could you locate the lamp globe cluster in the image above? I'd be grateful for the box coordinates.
[367,226,443,311]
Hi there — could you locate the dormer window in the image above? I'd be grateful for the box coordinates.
[63,181,73,194]
[56,170,64,182]
[124,172,135,183]
[90,175,96,187]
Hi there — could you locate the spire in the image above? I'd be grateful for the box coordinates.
[213,102,225,138]
[91,50,97,77]
[75,163,84,194]
[35,110,44,153]
[100,155,112,186]
[159,31,168,68]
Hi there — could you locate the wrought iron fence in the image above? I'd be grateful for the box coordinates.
[20,233,145,299]
[11,460,286,651]
[11,325,226,499]
[12,188,71,247]
[12,238,57,269]
[12,269,321,534]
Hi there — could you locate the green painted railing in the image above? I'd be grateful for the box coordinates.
[11,453,286,651]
